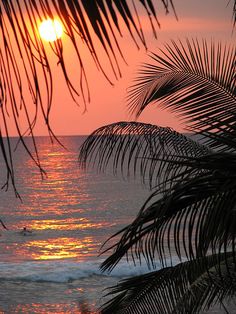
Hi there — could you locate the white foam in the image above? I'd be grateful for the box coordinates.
[0,258,175,283]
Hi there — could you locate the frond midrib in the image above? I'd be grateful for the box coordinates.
[154,68,236,104]
[174,256,235,312]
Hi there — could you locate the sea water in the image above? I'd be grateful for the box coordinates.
[0,136,153,313]
[0,136,234,313]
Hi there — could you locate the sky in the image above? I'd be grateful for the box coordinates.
[5,0,236,136]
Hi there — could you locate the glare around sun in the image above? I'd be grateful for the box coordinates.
[39,19,63,42]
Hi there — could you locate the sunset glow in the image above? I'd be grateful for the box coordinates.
[39,19,63,42]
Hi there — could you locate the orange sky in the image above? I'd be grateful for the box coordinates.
[5,0,236,136]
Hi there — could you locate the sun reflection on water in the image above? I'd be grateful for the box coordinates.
[30,218,113,231]
[0,136,147,313]
[26,237,97,260]
[10,303,97,314]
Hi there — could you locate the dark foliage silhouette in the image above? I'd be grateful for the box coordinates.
[79,39,236,313]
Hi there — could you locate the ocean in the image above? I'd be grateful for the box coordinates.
[0,135,153,313]
[0,136,234,313]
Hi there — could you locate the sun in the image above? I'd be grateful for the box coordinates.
[39,19,63,42]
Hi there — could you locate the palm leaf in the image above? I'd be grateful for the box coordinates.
[128,39,236,150]
[101,253,236,314]
[100,163,236,271]
[79,121,210,190]
[233,0,236,26]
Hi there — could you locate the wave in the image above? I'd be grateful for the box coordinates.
[0,258,180,283]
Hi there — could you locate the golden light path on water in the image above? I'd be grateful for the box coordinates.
[13,303,97,314]
[2,137,121,264]
[12,216,115,261]
[26,237,95,260]
[30,218,111,231]
[0,136,150,313]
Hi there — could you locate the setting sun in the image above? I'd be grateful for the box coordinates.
[39,19,63,42]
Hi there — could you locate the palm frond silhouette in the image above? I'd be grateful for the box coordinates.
[79,39,236,313]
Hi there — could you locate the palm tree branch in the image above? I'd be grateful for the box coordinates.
[129,68,236,131]
[233,0,236,26]
[101,253,236,314]
[100,169,236,271]
[128,39,236,150]
[79,121,210,190]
